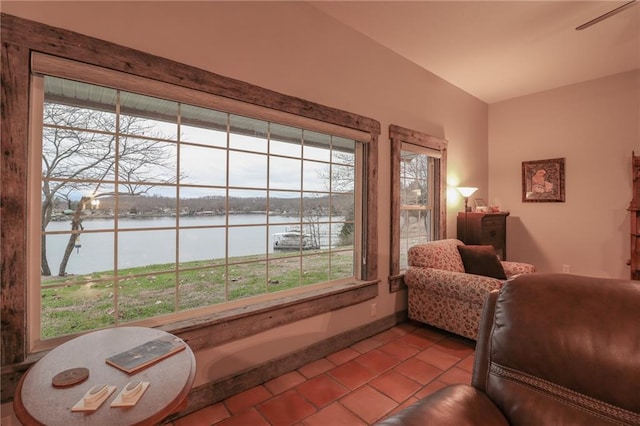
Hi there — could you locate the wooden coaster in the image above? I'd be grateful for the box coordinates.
[52,367,89,388]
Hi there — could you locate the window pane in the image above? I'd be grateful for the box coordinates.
[269,191,301,219]
[331,250,354,279]
[179,228,226,266]
[270,123,302,157]
[178,267,226,311]
[44,77,117,128]
[229,151,267,188]
[229,115,268,153]
[116,187,178,219]
[399,208,433,270]
[229,190,267,222]
[118,272,177,323]
[119,138,177,185]
[179,187,226,222]
[303,131,331,162]
[119,92,178,139]
[302,194,330,248]
[42,231,115,277]
[41,281,116,339]
[270,157,301,190]
[43,187,117,232]
[302,160,327,191]
[268,258,301,291]
[180,144,226,186]
[228,261,267,300]
[302,253,331,285]
[332,192,354,221]
[228,226,267,258]
[334,208,355,247]
[400,150,431,206]
[332,164,355,193]
[181,104,227,147]
[332,138,355,164]
[43,128,117,183]
[118,229,176,272]
[303,193,329,212]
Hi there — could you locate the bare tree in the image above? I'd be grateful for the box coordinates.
[316,152,356,246]
[302,204,323,249]
[42,101,177,276]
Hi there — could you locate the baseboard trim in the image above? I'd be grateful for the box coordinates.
[166,310,407,421]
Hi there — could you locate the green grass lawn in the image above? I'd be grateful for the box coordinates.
[40,249,353,339]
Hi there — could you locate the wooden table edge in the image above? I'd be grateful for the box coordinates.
[12,331,197,426]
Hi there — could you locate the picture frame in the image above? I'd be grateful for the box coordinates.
[522,158,565,202]
[474,198,487,208]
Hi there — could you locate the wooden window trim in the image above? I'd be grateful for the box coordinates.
[0,12,379,373]
[388,124,447,292]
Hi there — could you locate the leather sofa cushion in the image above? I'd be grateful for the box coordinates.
[375,384,509,426]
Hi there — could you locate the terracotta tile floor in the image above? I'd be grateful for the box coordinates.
[169,322,476,426]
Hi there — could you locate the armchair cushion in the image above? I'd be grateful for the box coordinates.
[457,245,507,279]
[407,239,465,272]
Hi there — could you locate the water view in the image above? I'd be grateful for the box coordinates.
[44,215,344,275]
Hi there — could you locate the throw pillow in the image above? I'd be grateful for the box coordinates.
[457,245,507,279]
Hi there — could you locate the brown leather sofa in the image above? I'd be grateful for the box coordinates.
[377,273,640,425]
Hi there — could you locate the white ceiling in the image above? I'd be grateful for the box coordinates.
[310,1,640,103]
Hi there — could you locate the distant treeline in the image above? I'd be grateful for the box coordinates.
[52,193,353,216]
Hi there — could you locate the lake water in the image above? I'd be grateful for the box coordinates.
[43,215,344,275]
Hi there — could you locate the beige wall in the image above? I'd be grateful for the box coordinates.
[489,70,640,278]
[1,1,488,387]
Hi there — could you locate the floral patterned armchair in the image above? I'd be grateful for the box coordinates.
[404,238,535,340]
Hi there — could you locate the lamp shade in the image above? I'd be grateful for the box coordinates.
[457,187,478,197]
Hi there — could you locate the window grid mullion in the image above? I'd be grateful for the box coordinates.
[113,89,121,327]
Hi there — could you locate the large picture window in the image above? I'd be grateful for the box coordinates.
[30,57,367,344]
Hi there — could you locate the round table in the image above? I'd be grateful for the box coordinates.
[13,327,196,426]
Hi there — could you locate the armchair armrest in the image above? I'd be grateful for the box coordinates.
[375,384,509,426]
[501,261,536,277]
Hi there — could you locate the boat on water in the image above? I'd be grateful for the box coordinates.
[273,230,320,250]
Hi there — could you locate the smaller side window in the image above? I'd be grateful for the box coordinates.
[389,125,447,292]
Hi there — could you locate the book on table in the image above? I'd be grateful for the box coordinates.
[106,335,187,374]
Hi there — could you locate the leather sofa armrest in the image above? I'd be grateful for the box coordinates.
[472,290,499,391]
[501,261,536,277]
[375,384,509,426]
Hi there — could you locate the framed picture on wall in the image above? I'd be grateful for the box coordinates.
[522,158,565,202]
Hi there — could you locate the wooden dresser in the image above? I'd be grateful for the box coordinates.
[457,212,509,260]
